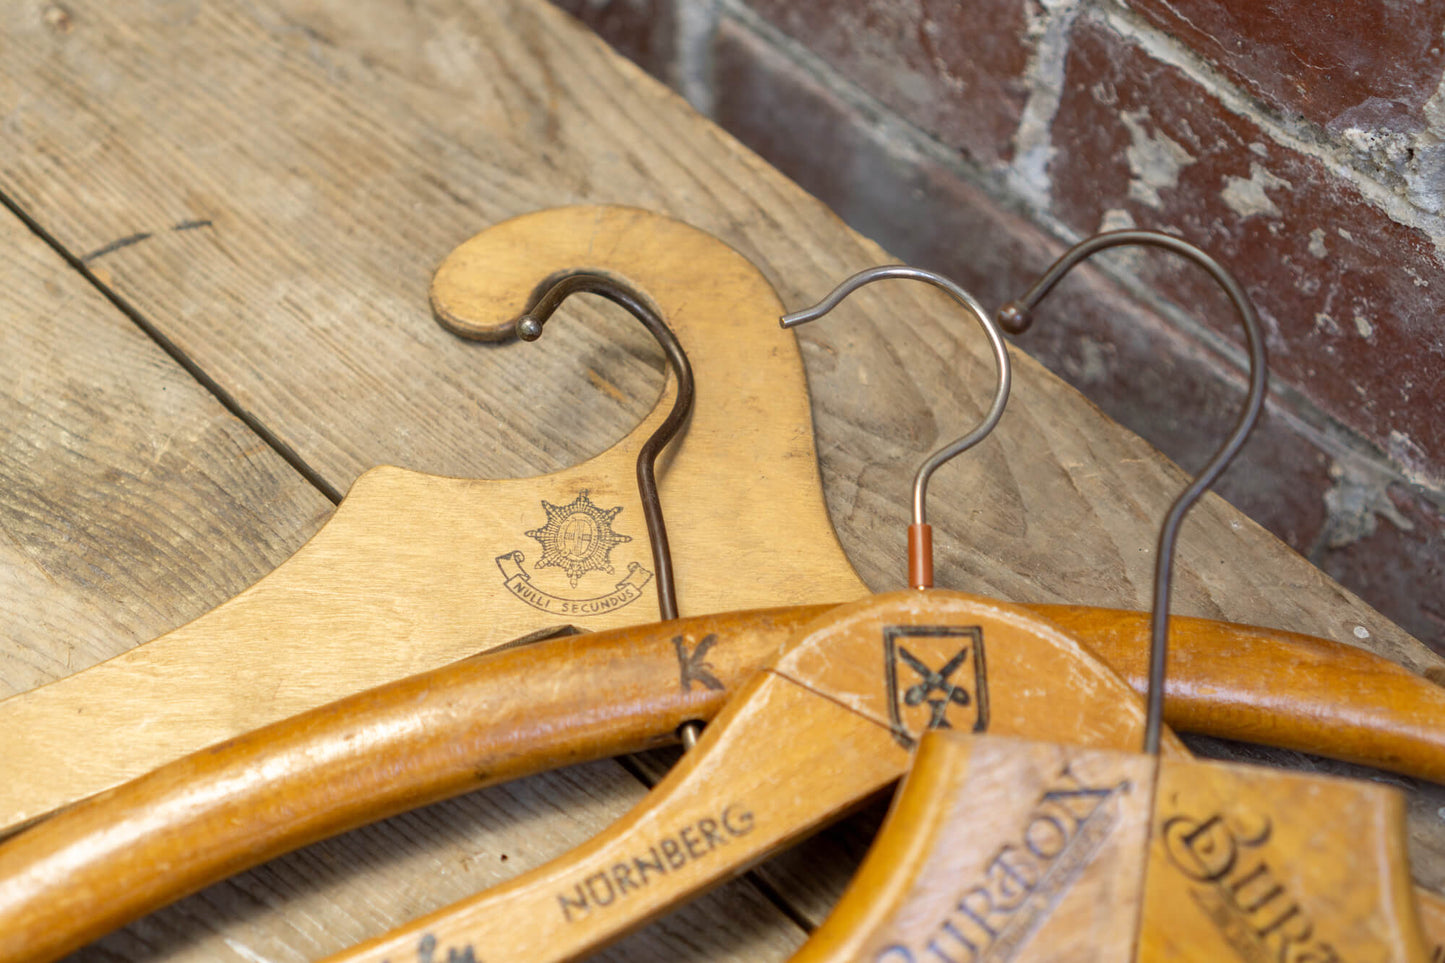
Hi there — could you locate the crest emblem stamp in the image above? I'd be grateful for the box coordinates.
[882,624,988,748]
[497,490,653,617]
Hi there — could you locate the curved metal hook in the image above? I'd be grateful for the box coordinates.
[998,230,1268,755]
[782,265,1013,589]
[513,272,696,622]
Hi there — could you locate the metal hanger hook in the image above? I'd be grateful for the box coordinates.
[782,265,1013,589]
[998,230,1268,755]
[512,272,696,624]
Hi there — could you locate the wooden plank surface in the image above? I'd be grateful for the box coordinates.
[2,0,1444,959]
[0,206,812,958]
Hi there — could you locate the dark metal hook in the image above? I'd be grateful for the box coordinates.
[513,272,695,623]
[998,230,1268,755]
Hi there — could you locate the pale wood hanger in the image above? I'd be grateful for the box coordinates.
[7,240,1445,960]
[0,204,869,837]
[5,204,1437,851]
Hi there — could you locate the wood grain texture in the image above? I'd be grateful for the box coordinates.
[1041,606,1445,785]
[329,591,1185,963]
[1,0,1444,958]
[0,205,865,836]
[791,733,1159,963]
[0,607,826,963]
[0,187,333,703]
[800,732,1435,962]
[1140,757,1429,961]
[1416,890,1445,960]
[5,600,1445,962]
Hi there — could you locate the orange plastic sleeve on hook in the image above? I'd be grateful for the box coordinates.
[908,524,933,590]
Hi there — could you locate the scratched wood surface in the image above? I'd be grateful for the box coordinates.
[2,1,1444,960]
[0,215,333,698]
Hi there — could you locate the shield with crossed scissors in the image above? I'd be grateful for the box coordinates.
[882,624,989,748]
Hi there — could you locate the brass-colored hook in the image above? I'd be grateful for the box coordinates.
[999,229,1268,754]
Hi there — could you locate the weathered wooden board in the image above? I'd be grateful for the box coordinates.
[2,0,1444,959]
[0,0,1431,669]
[0,211,811,959]
[0,202,333,692]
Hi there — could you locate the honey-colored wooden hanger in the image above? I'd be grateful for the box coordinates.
[9,601,1445,963]
[797,727,1429,962]
[325,589,1191,963]
[313,251,1416,963]
[7,253,1445,961]
[785,254,1431,957]
[0,204,870,838]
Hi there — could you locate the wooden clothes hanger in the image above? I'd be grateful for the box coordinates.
[786,272,1428,958]
[797,728,1427,962]
[327,589,1193,963]
[0,204,869,837]
[6,203,1440,849]
[311,247,1420,963]
[8,606,1445,961]
[6,244,1445,960]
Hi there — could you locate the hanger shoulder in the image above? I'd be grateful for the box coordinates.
[0,205,869,838]
[0,606,827,963]
[323,590,1179,963]
[1037,604,1445,784]
[793,732,1158,963]
[0,463,640,834]
[1141,756,1430,961]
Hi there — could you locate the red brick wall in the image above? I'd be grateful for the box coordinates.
[553,0,1445,653]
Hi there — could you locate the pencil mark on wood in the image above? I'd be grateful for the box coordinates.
[80,221,213,263]
[382,933,479,963]
[81,232,153,263]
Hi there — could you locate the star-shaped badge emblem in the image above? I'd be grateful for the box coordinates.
[525,490,633,587]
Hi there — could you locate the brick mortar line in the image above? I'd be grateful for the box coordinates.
[712,0,1037,218]
[1096,2,1445,256]
[699,1,1445,502]
[673,0,722,114]
[1008,0,1085,211]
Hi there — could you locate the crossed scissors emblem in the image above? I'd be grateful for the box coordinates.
[897,644,972,730]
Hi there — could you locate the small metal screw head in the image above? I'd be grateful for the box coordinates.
[516,315,545,341]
